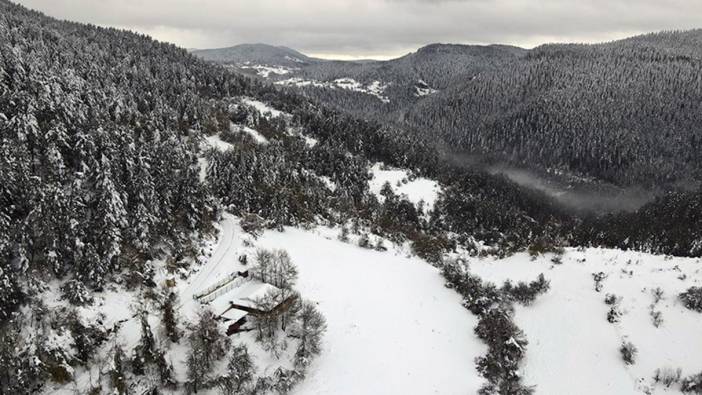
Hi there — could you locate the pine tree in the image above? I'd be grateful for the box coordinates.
[161,291,181,343]
[87,153,127,287]
[109,344,128,395]
[217,344,256,395]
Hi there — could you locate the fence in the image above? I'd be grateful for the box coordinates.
[194,271,245,303]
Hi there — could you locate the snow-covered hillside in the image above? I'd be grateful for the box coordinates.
[369,162,441,210]
[256,226,485,395]
[471,249,702,395]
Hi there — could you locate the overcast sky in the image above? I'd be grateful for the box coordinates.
[15,0,702,59]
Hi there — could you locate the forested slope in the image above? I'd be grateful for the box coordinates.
[199,32,702,187]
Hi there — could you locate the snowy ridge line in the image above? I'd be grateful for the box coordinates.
[193,271,242,301]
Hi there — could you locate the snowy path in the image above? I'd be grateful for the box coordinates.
[180,214,238,305]
[256,227,485,395]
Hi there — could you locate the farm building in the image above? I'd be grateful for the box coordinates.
[210,280,297,335]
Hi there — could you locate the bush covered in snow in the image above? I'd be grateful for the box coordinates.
[607,305,623,323]
[241,213,266,237]
[528,236,565,257]
[442,259,537,394]
[620,341,638,365]
[411,233,451,264]
[682,372,702,394]
[654,367,682,388]
[501,273,551,306]
[680,286,702,313]
[475,309,532,395]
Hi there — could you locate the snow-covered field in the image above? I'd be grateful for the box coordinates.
[276,78,390,103]
[256,226,485,395]
[471,249,702,395]
[241,97,288,118]
[43,209,702,394]
[369,162,441,210]
[240,64,296,78]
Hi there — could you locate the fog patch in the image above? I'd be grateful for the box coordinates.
[487,164,657,214]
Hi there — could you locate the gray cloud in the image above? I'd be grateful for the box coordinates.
[14,0,702,58]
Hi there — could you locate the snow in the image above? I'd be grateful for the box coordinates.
[369,162,441,210]
[240,125,269,144]
[204,134,233,151]
[415,79,438,97]
[276,77,327,88]
[240,64,294,78]
[229,281,281,308]
[302,134,318,147]
[415,86,438,97]
[173,214,484,393]
[334,78,390,103]
[276,78,390,103]
[285,55,305,64]
[255,225,486,395]
[469,249,702,395]
[318,175,336,191]
[241,97,287,118]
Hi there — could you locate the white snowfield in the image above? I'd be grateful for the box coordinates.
[44,211,702,395]
[276,77,391,103]
[240,64,295,78]
[171,214,485,394]
[255,225,486,395]
[241,97,288,118]
[369,162,441,211]
[471,249,702,395]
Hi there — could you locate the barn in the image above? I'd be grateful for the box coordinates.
[211,281,296,335]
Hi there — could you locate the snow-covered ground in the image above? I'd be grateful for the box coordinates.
[470,249,702,395]
[42,209,702,394]
[240,64,296,78]
[255,225,485,395]
[276,77,327,88]
[241,97,288,118]
[171,215,485,394]
[276,78,390,103]
[369,162,441,210]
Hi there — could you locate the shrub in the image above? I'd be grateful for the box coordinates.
[650,310,663,328]
[502,274,551,306]
[474,309,530,392]
[240,213,265,238]
[528,236,564,257]
[604,293,619,305]
[592,272,607,292]
[654,367,681,388]
[680,287,702,313]
[607,306,622,323]
[411,233,450,264]
[620,341,637,365]
[358,233,371,249]
[682,372,702,394]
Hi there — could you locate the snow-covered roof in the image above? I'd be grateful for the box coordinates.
[211,280,282,318]
[230,281,281,308]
